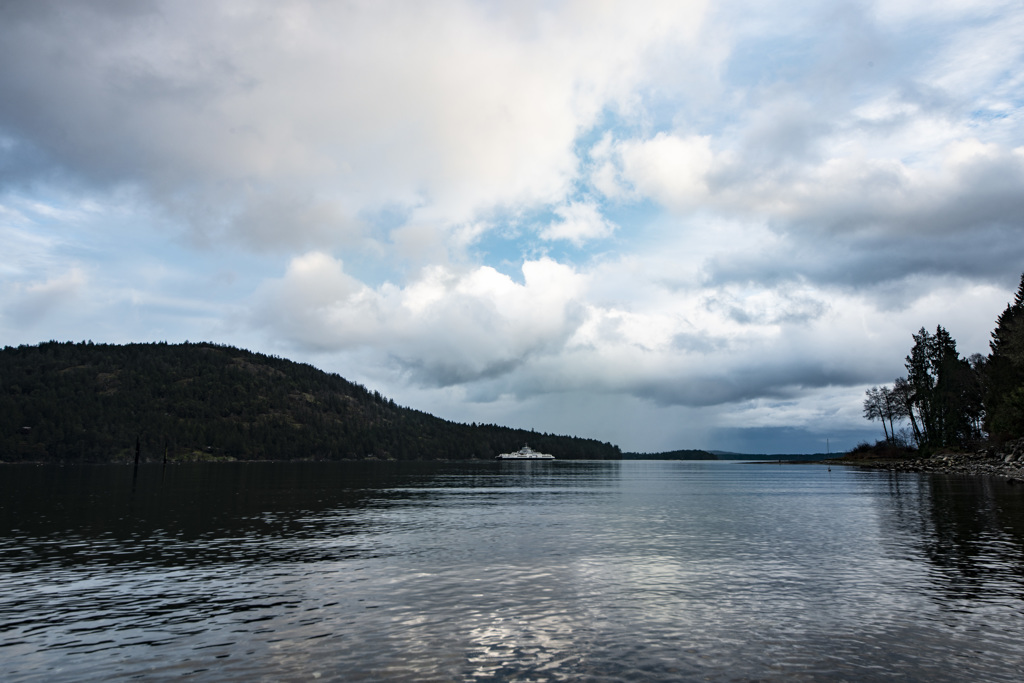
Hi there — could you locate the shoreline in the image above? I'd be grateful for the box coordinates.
[829,437,1024,481]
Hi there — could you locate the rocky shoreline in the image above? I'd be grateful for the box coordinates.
[836,437,1024,481]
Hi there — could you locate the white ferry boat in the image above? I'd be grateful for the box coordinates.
[496,445,555,460]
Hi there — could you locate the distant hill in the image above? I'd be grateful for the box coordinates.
[621,449,717,460]
[709,451,830,461]
[0,341,621,463]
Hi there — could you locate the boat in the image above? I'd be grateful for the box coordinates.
[496,445,555,460]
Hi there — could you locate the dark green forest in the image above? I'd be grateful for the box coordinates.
[0,341,621,463]
[863,273,1024,452]
[621,449,716,460]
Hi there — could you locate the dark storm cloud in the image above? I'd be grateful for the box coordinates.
[698,140,1024,303]
[0,1,177,187]
[630,362,872,409]
[704,222,1024,298]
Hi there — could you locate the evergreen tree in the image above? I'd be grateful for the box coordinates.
[985,273,1024,441]
[901,325,982,449]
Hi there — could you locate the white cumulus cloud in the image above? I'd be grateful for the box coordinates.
[540,201,617,245]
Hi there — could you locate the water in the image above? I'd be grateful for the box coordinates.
[2,460,1024,681]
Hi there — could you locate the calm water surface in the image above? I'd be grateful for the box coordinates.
[2,460,1024,681]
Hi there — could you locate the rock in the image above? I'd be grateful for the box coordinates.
[845,440,1024,481]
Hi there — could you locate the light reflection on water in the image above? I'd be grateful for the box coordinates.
[2,460,1024,681]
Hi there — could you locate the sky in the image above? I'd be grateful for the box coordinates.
[2,0,1023,454]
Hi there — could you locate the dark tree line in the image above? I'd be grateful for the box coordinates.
[0,341,621,463]
[986,275,1024,440]
[621,449,716,460]
[864,273,1024,450]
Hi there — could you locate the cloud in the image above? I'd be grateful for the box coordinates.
[591,132,714,208]
[254,253,588,386]
[0,0,709,249]
[577,1,1024,307]
[594,99,1024,298]
[253,252,379,350]
[691,139,1024,295]
[225,192,362,252]
[540,200,617,245]
[3,267,88,326]
[252,242,1009,429]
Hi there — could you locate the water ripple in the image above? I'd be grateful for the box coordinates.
[2,462,1024,681]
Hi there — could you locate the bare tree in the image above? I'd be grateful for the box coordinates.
[863,386,889,441]
[879,385,906,441]
[865,384,909,443]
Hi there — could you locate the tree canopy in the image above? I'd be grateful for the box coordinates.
[986,273,1024,441]
[864,273,1024,450]
[0,341,621,463]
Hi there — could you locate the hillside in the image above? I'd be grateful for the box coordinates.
[0,341,621,463]
[621,449,717,460]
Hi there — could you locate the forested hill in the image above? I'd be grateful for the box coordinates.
[621,449,717,460]
[0,341,621,463]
